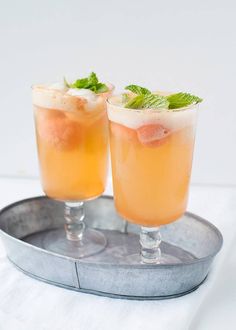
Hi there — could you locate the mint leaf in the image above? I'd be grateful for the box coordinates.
[88,72,98,85]
[68,72,108,93]
[125,94,169,109]
[124,84,168,109]
[70,78,89,89]
[167,92,202,109]
[122,93,132,103]
[142,94,169,109]
[125,95,145,109]
[125,85,151,95]
[95,83,109,93]
[63,77,70,88]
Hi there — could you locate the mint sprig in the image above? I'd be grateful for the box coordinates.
[125,94,169,109]
[125,85,151,95]
[123,84,202,110]
[167,93,203,109]
[66,72,108,94]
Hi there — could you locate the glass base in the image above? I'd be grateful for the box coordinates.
[125,252,182,265]
[121,240,196,265]
[41,227,107,258]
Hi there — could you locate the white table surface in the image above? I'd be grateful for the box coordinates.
[0,177,235,330]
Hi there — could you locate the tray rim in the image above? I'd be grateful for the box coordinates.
[0,195,223,268]
[7,256,208,300]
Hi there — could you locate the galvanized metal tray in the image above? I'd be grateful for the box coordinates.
[0,196,223,300]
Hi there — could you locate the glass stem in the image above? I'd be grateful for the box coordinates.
[64,202,85,241]
[140,226,162,264]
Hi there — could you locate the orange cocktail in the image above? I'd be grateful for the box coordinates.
[33,86,110,201]
[107,88,200,264]
[109,109,196,227]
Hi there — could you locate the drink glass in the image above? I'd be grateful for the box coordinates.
[107,95,198,264]
[32,84,113,257]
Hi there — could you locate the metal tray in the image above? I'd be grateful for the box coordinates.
[0,196,223,300]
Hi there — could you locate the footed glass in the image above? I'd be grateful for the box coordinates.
[32,84,113,257]
[107,95,198,264]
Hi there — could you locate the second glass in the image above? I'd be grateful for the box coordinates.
[107,95,198,264]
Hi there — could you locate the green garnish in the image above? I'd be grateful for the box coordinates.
[167,93,203,109]
[125,94,169,109]
[125,95,145,109]
[63,77,70,88]
[142,94,169,109]
[123,84,202,110]
[125,84,151,95]
[65,72,108,94]
[122,93,132,103]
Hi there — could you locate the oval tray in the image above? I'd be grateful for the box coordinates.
[0,196,223,300]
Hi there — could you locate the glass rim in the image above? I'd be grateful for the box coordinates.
[106,94,199,113]
[31,83,115,96]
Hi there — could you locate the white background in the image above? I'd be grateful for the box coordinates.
[0,0,235,184]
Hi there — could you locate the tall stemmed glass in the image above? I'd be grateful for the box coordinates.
[32,83,113,257]
[107,95,198,264]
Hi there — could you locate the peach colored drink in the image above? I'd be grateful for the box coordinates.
[108,97,197,227]
[33,86,110,201]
